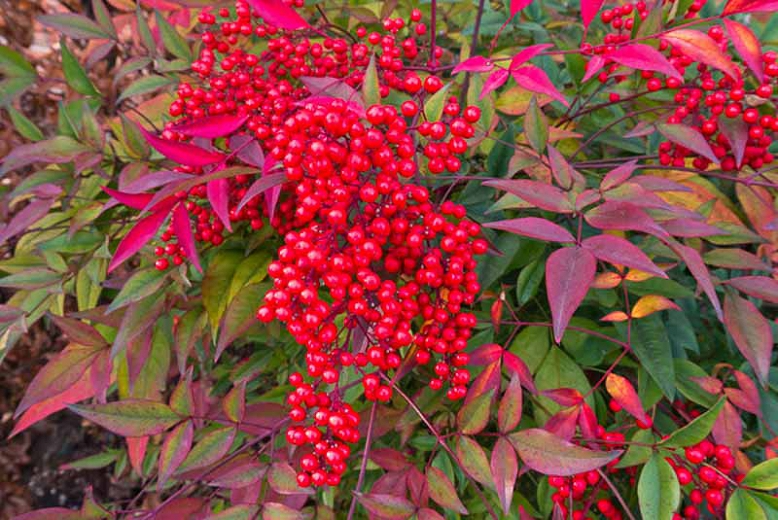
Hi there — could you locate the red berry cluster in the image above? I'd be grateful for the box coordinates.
[670,441,736,519]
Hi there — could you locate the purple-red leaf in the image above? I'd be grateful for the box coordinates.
[484,217,574,243]
[583,55,607,83]
[582,0,606,28]
[427,467,468,514]
[158,420,194,489]
[480,68,510,99]
[491,437,519,515]
[172,203,201,273]
[510,44,553,70]
[509,428,622,476]
[139,126,225,167]
[546,246,596,343]
[355,493,415,520]
[69,399,181,437]
[456,435,493,485]
[48,314,107,348]
[207,177,232,231]
[608,44,683,80]
[108,209,170,273]
[726,276,778,304]
[453,56,494,74]
[718,114,749,167]
[103,186,153,210]
[484,179,573,213]
[712,399,743,449]
[581,234,667,278]
[724,19,764,82]
[498,374,523,433]
[245,0,309,29]
[510,0,534,16]
[503,351,537,394]
[673,244,723,320]
[662,219,725,238]
[512,65,569,107]
[657,123,719,164]
[723,293,773,386]
[601,160,638,191]
[171,114,248,139]
[236,170,287,213]
[585,201,669,239]
[661,30,740,79]
[0,196,58,246]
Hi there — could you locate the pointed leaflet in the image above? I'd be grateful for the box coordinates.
[48,314,107,348]
[362,54,380,106]
[631,295,680,318]
[236,170,287,213]
[457,390,493,434]
[581,234,666,278]
[207,178,232,231]
[0,196,58,246]
[158,420,194,489]
[728,370,761,414]
[712,399,742,448]
[723,0,778,14]
[262,157,281,222]
[661,30,739,79]
[673,244,722,320]
[177,426,236,473]
[723,293,773,386]
[480,69,509,99]
[660,398,725,448]
[724,20,763,82]
[511,0,533,16]
[510,44,553,70]
[585,201,669,238]
[427,467,468,514]
[172,203,201,272]
[582,0,606,28]
[484,217,574,243]
[524,96,548,152]
[662,219,725,238]
[498,374,524,433]
[456,435,492,485]
[605,373,646,422]
[171,114,248,139]
[638,454,681,520]
[656,123,719,164]
[453,56,494,74]
[546,246,596,343]
[108,209,170,272]
[512,65,569,107]
[509,428,622,475]
[69,399,181,436]
[491,437,518,515]
[245,0,309,29]
[601,159,638,191]
[718,115,748,167]
[583,55,607,83]
[138,126,225,167]
[103,186,154,210]
[483,179,574,213]
[609,44,683,80]
[726,276,778,304]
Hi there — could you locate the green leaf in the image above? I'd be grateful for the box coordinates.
[427,466,468,514]
[0,77,35,106]
[268,462,311,495]
[176,426,236,473]
[91,0,117,40]
[262,503,305,520]
[742,458,778,490]
[355,493,415,520]
[38,13,111,39]
[0,45,35,77]
[61,450,120,470]
[638,454,681,520]
[516,258,544,306]
[117,74,175,103]
[203,250,245,332]
[727,489,768,520]
[616,429,655,468]
[498,374,523,433]
[362,54,380,106]
[0,268,61,290]
[661,398,725,448]
[209,505,259,520]
[423,81,452,122]
[108,268,168,312]
[455,435,492,485]
[217,283,268,359]
[457,390,493,434]
[158,420,194,488]
[69,399,181,436]
[154,11,192,61]
[6,107,44,141]
[524,96,548,152]
[60,39,100,97]
[625,315,676,400]
[136,6,156,56]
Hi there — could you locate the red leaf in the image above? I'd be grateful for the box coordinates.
[456,435,493,485]
[723,293,773,386]
[690,376,724,395]
[498,374,523,433]
[10,367,97,438]
[584,201,669,239]
[503,351,537,394]
[171,114,248,139]
[605,373,646,422]
[512,65,569,107]
[546,246,596,343]
[581,0,606,28]
[661,30,740,79]
[108,209,170,272]
[510,44,553,70]
[601,159,638,191]
[155,498,206,520]
[724,19,764,82]
[509,428,622,476]
[127,436,148,476]
[726,276,778,304]
[236,170,287,213]
[484,179,574,213]
[581,234,667,278]
[158,420,194,489]
[469,343,504,365]
[582,55,606,83]
[578,403,599,439]
[544,407,580,441]
[171,203,201,272]
[48,314,107,348]
[657,123,720,164]
[491,437,519,514]
[723,0,778,15]
[609,44,683,80]
[427,467,468,514]
[263,157,281,222]
[542,388,584,407]
[662,218,725,238]
[207,177,232,231]
[139,126,226,167]
[672,244,723,320]
[480,69,510,99]
[370,448,411,471]
[718,114,749,168]
[729,370,761,415]
[510,0,534,16]
[484,217,574,243]
[453,56,494,74]
[103,186,154,210]
[15,344,103,416]
[712,400,743,449]
[245,0,309,29]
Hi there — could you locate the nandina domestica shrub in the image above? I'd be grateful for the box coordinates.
[1,0,778,518]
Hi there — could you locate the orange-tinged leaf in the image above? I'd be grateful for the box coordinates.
[509,428,622,476]
[427,467,468,514]
[605,373,646,421]
[624,269,654,282]
[723,19,763,82]
[593,272,623,289]
[498,374,523,433]
[601,311,629,322]
[631,295,681,318]
[662,29,740,79]
[723,0,778,15]
[127,436,149,476]
[723,293,773,386]
[491,437,518,515]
